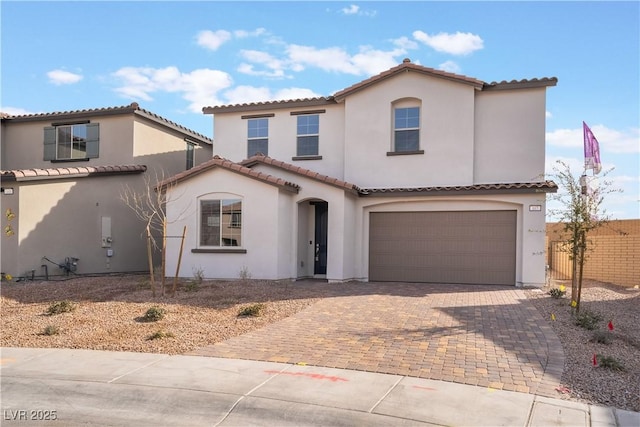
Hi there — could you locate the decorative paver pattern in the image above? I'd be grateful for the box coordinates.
[190,282,564,397]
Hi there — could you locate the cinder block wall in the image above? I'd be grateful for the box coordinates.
[546,220,640,288]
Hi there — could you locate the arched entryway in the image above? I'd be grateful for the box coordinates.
[297,199,328,279]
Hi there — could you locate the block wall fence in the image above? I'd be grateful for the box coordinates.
[546,219,640,288]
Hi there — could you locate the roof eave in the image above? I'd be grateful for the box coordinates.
[360,183,558,197]
[333,64,484,102]
[1,165,147,182]
[2,105,137,123]
[482,78,558,91]
[203,98,335,115]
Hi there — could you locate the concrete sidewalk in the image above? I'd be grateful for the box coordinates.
[1,348,638,426]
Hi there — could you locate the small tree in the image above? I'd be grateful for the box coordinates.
[548,160,618,312]
[121,169,190,297]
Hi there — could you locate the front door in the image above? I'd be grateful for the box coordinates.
[314,202,328,275]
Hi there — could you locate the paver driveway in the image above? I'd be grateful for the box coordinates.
[190,282,564,397]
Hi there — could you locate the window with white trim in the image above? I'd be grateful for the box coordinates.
[247,118,268,157]
[394,106,420,152]
[200,199,242,247]
[296,114,319,156]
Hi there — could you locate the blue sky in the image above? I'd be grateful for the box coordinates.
[2,1,638,219]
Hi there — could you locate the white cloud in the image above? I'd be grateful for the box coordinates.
[223,86,321,104]
[287,44,360,74]
[546,125,640,154]
[222,85,320,105]
[413,31,484,56]
[438,60,461,74]
[339,4,377,17]
[273,87,321,101]
[286,44,403,76]
[1,106,36,116]
[112,66,233,112]
[546,111,553,119]
[391,36,418,51]
[234,28,267,38]
[196,30,232,51]
[341,5,359,15]
[47,69,83,85]
[223,86,273,105]
[181,69,234,111]
[238,50,286,78]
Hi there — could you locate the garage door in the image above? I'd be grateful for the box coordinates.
[369,210,516,285]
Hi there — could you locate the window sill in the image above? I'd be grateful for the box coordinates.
[386,150,424,156]
[51,158,91,163]
[192,248,247,254]
[292,155,322,161]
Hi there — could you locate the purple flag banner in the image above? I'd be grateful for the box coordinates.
[583,121,602,174]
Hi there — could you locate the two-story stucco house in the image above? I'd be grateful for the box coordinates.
[159,59,558,286]
[1,103,212,278]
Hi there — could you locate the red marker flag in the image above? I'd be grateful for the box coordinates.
[608,320,614,331]
[583,122,602,174]
[593,353,598,367]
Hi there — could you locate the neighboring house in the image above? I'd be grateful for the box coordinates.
[159,59,558,286]
[1,103,212,278]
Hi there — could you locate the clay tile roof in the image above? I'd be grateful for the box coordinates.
[483,77,558,91]
[155,156,300,193]
[240,155,362,194]
[202,97,335,114]
[1,102,212,145]
[333,58,486,101]
[202,59,556,112]
[0,165,147,182]
[360,181,558,196]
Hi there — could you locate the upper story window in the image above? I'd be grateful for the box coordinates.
[43,122,100,161]
[394,106,420,152]
[186,142,195,170]
[247,118,268,157]
[200,199,242,247]
[296,114,319,156]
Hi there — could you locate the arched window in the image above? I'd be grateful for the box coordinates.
[391,99,422,154]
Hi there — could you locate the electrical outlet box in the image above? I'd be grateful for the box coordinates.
[101,217,112,248]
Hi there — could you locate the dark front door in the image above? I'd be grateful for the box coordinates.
[314,202,328,275]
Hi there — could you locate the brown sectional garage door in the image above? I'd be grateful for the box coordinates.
[369,210,516,285]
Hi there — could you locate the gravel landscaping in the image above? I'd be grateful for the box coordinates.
[1,274,638,412]
[525,279,640,412]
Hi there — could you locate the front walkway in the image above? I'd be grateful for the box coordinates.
[189,282,564,397]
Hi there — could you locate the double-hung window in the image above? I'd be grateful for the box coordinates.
[200,199,242,247]
[296,114,319,156]
[43,122,100,161]
[247,118,268,157]
[393,107,420,152]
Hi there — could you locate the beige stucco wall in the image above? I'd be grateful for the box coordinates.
[474,88,547,184]
[1,115,135,169]
[0,111,212,278]
[343,72,476,188]
[2,113,210,173]
[164,169,285,280]
[133,116,211,176]
[0,175,150,278]
[211,104,345,178]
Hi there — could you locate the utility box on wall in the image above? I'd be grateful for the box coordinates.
[101,216,112,248]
